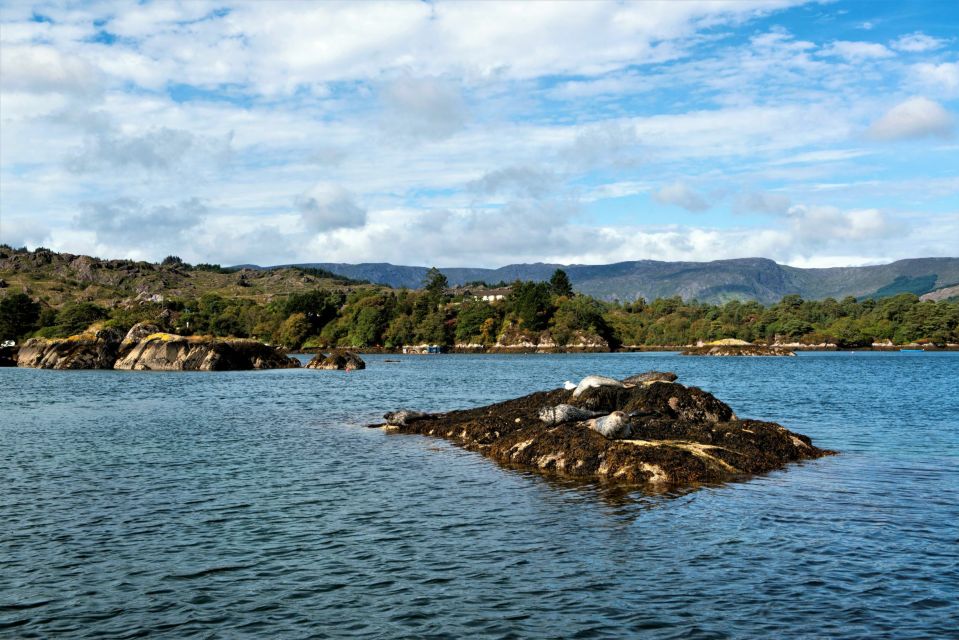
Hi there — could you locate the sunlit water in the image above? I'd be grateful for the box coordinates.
[2,352,957,638]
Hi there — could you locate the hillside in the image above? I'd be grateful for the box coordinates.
[258,257,959,304]
[4,247,958,307]
[0,247,368,309]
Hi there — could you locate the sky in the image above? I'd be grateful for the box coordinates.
[0,0,957,269]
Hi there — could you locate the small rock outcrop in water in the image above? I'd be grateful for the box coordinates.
[17,328,124,369]
[682,340,795,357]
[114,331,299,371]
[306,350,366,370]
[376,372,833,487]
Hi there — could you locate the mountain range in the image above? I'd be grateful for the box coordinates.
[244,257,959,305]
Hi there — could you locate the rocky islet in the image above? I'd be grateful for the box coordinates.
[378,371,832,487]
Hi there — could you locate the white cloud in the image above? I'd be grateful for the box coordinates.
[653,182,710,212]
[0,45,103,96]
[891,32,946,53]
[820,40,894,61]
[733,191,792,215]
[296,184,367,232]
[467,166,558,199]
[868,97,955,141]
[66,125,234,174]
[380,76,467,140]
[911,62,959,97]
[787,205,895,241]
[76,197,207,245]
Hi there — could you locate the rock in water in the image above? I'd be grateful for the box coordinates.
[384,409,433,427]
[376,380,834,486]
[17,327,124,369]
[622,371,678,385]
[306,350,366,370]
[571,375,626,397]
[538,404,604,426]
[113,333,299,371]
[589,411,631,439]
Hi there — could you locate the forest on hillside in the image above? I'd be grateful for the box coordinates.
[2,265,957,349]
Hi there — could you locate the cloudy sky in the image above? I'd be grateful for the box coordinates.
[1,0,957,268]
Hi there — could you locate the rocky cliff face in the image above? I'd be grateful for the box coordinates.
[15,322,298,371]
[16,328,124,369]
[114,330,299,371]
[487,326,609,353]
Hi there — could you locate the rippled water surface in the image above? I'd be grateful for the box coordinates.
[2,352,958,638]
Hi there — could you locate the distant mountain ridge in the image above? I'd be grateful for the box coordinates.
[243,257,959,304]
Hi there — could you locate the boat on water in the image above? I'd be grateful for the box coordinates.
[900,348,925,352]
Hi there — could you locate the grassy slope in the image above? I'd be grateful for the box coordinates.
[0,250,369,309]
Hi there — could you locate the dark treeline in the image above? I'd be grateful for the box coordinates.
[2,269,957,348]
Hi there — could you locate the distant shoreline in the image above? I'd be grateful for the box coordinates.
[292,345,959,355]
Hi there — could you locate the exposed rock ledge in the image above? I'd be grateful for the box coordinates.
[115,332,299,371]
[306,350,365,370]
[17,322,299,371]
[376,372,832,487]
[682,342,796,356]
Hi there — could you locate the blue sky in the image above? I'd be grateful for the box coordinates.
[0,0,956,268]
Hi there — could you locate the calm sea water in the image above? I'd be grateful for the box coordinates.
[1,352,957,639]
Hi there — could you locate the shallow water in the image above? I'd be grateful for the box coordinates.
[1,352,957,638]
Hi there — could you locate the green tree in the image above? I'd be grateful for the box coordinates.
[549,269,574,297]
[507,281,553,331]
[455,300,500,343]
[278,313,311,349]
[422,267,449,309]
[550,295,610,345]
[0,293,41,340]
[56,302,108,335]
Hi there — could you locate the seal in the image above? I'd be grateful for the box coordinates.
[384,409,434,427]
[571,375,626,397]
[538,404,605,426]
[588,411,631,439]
[622,371,678,385]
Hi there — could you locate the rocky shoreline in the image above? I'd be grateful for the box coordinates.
[11,322,364,371]
[375,372,834,487]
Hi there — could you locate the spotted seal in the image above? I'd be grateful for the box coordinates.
[571,375,627,397]
[588,411,632,439]
[538,404,605,426]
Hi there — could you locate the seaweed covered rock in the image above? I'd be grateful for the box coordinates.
[377,371,833,487]
[306,350,365,370]
[113,333,299,371]
[17,328,124,369]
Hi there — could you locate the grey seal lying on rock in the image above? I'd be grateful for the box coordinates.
[571,375,627,397]
[588,411,632,439]
[538,404,605,426]
[622,371,677,385]
[383,409,434,427]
